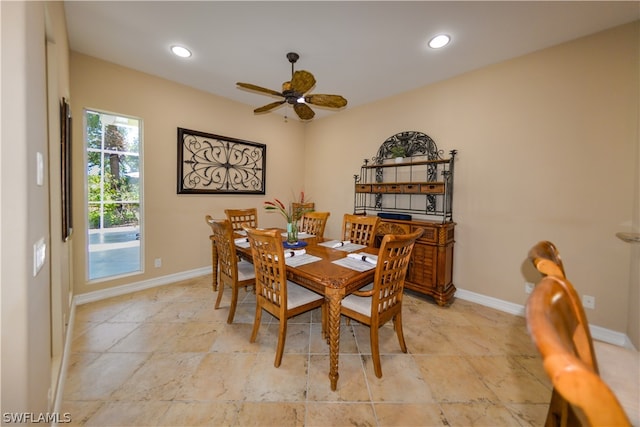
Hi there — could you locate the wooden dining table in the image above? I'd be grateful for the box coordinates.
[235,233,377,391]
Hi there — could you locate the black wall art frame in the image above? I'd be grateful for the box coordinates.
[61,97,73,241]
[177,128,266,194]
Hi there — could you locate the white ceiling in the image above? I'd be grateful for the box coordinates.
[64,1,639,120]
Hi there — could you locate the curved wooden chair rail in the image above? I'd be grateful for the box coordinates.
[528,240,566,278]
[526,275,630,427]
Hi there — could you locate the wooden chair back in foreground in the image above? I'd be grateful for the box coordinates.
[340,228,424,378]
[527,240,598,373]
[225,208,258,233]
[342,214,380,247]
[299,211,330,238]
[291,202,315,223]
[528,240,566,278]
[243,225,325,368]
[207,218,256,323]
[526,275,631,427]
[205,215,220,291]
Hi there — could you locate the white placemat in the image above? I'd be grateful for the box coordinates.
[332,257,377,272]
[286,254,322,267]
[319,240,367,252]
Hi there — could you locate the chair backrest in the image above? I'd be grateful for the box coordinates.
[370,228,424,320]
[527,240,597,372]
[243,225,288,316]
[291,202,315,222]
[225,208,258,232]
[300,211,330,238]
[207,218,240,284]
[526,276,630,426]
[342,214,380,246]
[528,240,566,278]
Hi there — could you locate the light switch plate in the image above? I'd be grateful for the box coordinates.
[36,152,44,186]
[33,237,46,276]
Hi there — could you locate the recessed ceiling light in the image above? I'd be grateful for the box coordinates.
[428,34,451,49]
[171,45,192,58]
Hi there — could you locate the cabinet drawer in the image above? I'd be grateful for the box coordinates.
[420,183,444,194]
[355,184,371,193]
[385,184,402,193]
[415,226,438,244]
[402,184,420,193]
[371,184,386,193]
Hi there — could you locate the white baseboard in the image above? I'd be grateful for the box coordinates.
[455,288,636,351]
[74,266,212,305]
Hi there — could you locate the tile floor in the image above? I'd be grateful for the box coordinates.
[61,274,552,426]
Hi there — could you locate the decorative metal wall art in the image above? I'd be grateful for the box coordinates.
[177,128,266,194]
[61,97,73,241]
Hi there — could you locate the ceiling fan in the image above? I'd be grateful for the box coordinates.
[236,52,348,121]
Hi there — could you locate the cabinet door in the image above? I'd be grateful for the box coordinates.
[407,242,436,290]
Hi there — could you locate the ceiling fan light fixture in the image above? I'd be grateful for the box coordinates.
[297,96,306,104]
[170,45,192,58]
[428,34,451,49]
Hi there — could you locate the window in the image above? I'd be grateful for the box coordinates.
[85,110,142,281]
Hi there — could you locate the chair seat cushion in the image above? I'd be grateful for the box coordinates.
[237,260,256,281]
[287,281,323,308]
[342,292,372,316]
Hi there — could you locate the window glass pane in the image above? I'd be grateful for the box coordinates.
[86,109,143,281]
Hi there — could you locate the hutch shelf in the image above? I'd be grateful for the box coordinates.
[353,131,457,305]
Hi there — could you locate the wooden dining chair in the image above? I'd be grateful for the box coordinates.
[207,217,256,323]
[205,215,220,291]
[299,211,330,238]
[526,275,631,427]
[291,202,314,223]
[243,225,325,368]
[225,208,258,233]
[342,213,380,246]
[340,228,424,378]
[528,240,566,278]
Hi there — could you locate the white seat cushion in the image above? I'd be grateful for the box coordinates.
[237,260,256,281]
[342,293,372,316]
[287,281,323,308]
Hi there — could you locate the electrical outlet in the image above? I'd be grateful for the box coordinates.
[154,258,162,268]
[582,295,595,309]
[525,282,534,294]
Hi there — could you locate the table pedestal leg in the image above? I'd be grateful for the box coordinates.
[326,287,344,391]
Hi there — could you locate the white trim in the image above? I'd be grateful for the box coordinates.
[455,288,636,351]
[51,301,76,427]
[75,267,211,305]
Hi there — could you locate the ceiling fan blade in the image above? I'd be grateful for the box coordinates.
[294,103,315,121]
[290,70,316,94]
[305,94,348,109]
[237,82,283,97]
[254,100,286,113]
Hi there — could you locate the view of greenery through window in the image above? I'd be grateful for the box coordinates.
[86,110,142,281]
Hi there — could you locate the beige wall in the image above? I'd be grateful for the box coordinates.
[305,22,639,341]
[1,0,71,415]
[70,53,306,294]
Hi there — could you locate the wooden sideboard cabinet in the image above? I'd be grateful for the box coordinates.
[375,218,456,306]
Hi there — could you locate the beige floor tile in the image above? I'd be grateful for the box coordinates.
[110,352,203,401]
[374,402,448,426]
[159,401,239,426]
[71,322,141,352]
[175,352,257,401]
[364,354,434,403]
[414,355,498,403]
[504,403,550,426]
[236,402,305,426]
[307,354,370,402]
[81,401,171,426]
[63,352,150,401]
[305,402,377,427]
[467,355,550,404]
[440,402,523,426]
[243,353,309,401]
